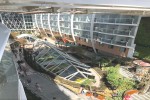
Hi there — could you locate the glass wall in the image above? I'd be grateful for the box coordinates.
[73,14,92,39]
[33,41,94,81]
[50,14,59,32]
[60,14,71,35]
[1,13,25,30]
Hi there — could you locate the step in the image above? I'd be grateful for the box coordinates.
[131,92,150,100]
[132,94,144,100]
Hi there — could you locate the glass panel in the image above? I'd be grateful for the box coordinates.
[69,73,84,81]
[60,66,77,77]
[36,49,52,63]
[51,61,71,74]
[41,55,60,67]
[35,46,50,60]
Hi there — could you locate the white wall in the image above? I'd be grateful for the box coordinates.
[0,23,11,61]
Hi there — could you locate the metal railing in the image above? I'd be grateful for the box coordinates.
[95,18,137,24]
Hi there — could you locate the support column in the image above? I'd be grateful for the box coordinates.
[90,14,97,53]
[48,13,55,38]
[0,14,4,24]
[41,14,48,37]
[127,16,141,58]
[22,14,26,30]
[57,13,62,37]
[70,14,76,43]
[35,14,41,33]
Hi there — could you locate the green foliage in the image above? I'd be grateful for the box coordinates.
[134,17,150,61]
[135,17,150,46]
[135,46,150,61]
[14,41,20,47]
[105,65,120,87]
[105,65,136,91]
[75,78,94,86]
[81,78,92,86]
[99,58,112,67]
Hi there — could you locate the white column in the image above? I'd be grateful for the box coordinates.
[22,14,26,30]
[131,16,141,47]
[48,13,54,38]
[0,24,11,61]
[0,14,4,24]
[127,16,141,58]
[40,14,43,29]
[57,13,62,37]
[90,14,97,53]
[41,14,48,36]
[35,14,41,33]
[71,14,76,43]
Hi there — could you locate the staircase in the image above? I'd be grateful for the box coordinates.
[131,92,150,100]
[119,66,135,80]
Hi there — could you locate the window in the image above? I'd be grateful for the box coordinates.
[108,45,114,49]
[120,47,126,52]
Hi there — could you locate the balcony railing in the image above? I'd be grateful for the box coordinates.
[101,38,112,44]
[94,27,133,36]
[81,35,90,38]
[94,36,131,47]
[113,41,127,46]
[94,18,137,24]
[74,18,91,22]
[60,18,70,21]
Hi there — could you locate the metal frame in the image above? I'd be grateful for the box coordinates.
[22,14,26,30]
[48,13,55,38]
[33,41,94,80]
[35,14,41,33]
[57,13,62,37]
[90,13,97,53]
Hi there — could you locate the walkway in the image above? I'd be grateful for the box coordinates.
[89,69,101,87]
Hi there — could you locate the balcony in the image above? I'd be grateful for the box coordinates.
[74,18,91,23]
[94,18,136,25]
[94,27,133,37]
[81,35,90,39]
[50,18,57,21]
[113,41,127,46]
[114,30,131,36]
[101,38,112,44]
[60,18,70,22]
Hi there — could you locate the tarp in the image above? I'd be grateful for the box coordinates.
[133,60,150,67]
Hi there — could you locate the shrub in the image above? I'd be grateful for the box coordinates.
[99,58,111,67]
[81,78,92,86]
[105,65,136,91]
